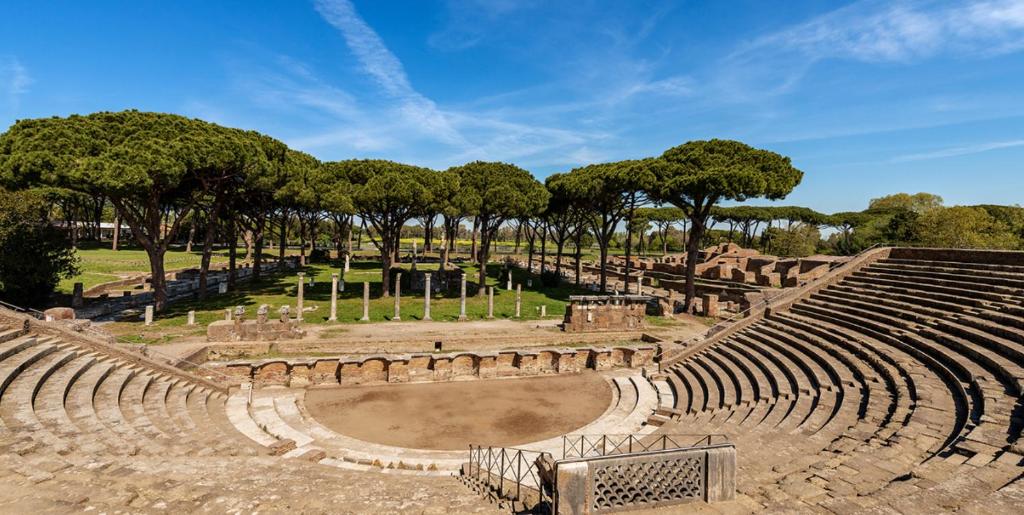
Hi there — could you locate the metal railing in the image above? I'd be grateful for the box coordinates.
[656,243,887,364]
[561,433,728,459]
[0,299,47,320]
[467,445,551,509]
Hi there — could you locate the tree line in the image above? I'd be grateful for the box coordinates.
[0,111,811,311]
[3,112,1020,314]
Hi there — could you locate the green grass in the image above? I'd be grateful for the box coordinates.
[60,242,232,293]
[129,259,590,330]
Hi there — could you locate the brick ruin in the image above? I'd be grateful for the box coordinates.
[210,345,657,387]
[562,295,651,332]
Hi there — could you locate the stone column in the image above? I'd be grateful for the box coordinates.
[296,272,305,321]
[329,273,338,321]
[393,272,402,321]
[506,274,512,291]
[637,271,645,295]
[540,305,547,317]
[361,281,370,321]
[71,282,84,308]
[187,310,195,326]
[487,286,495,319]
[144,305,154,326]
[423,273,432,321]
[225,308,232,321]
[458,273,468,321]
[344,253,350,273]
[515,283,522,318]
[703,293,719,318]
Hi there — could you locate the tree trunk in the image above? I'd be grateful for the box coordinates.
[112,216,120,251]
[278,211,288,269]
[683,218,705,312]
[253,229,264,283]
[539,223,547,276]
[197,214,218,300]
[477,226,492,296]
[147,245,169,311]
[470,217,479,264]
[574,232,584,287]
[624,225,633,292]
[228,220,237,289]
[298,218,307,265]
[554,240,565,278]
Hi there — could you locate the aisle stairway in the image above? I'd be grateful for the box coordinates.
[658,250,1024,512]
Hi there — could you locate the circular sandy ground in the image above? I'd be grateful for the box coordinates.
[304,372,613,450]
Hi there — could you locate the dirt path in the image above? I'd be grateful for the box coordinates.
[304,372,613,450]
[145,316,708,359]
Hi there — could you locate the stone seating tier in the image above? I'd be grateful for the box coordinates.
[657,253,1024,511]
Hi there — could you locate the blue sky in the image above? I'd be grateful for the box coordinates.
[2,0,1023,213]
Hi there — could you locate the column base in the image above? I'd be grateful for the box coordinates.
[360,316,370,321]
[392,316,401,321]
[457,315,468,321]
[423,316,432,321]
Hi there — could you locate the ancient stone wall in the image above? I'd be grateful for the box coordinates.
[211,345,658,388]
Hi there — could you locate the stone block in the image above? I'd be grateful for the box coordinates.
[496,352,519,377]
[451,354,478,379]
[702,294,719,318]
[255,361,289,386]
[406,355,432,382]
[43,307,76,321]
[311,359,340,384]
[537,350,559,373]
[387,360,410,383]
[477,355,497,379]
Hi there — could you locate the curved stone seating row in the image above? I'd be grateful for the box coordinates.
[0,328,267,468]
[225,370,662,473]
[658,253,1024,511]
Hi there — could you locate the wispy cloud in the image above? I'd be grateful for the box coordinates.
[720,0,1024,97]
[893,138,1024,161]
[313,0,466,146]
[0,57,32,109]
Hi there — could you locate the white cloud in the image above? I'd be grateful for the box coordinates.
[721,0,1024,97]
[0,57,31,108]
[892,138,1024,161]
[313,0,466,146]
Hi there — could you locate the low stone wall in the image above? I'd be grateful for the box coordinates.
[210,345,658,388]
[553,443,736,513]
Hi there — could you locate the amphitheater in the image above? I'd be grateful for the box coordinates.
[1,246,1022,514]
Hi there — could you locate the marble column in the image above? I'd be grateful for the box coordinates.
[144,305,154,326]
[515,283,522,318]
[329,273,338,321]
[458,273,468,321]
[423,273,432,321]
[296,272,305,321]
[393,272,402,321]
[361,281,370,321]
[487,286,495,319]
[187,310,195,326]
[344,253,350,273]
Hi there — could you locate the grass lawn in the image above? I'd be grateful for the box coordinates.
[114,258,593,336]
[60,242,232,293]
